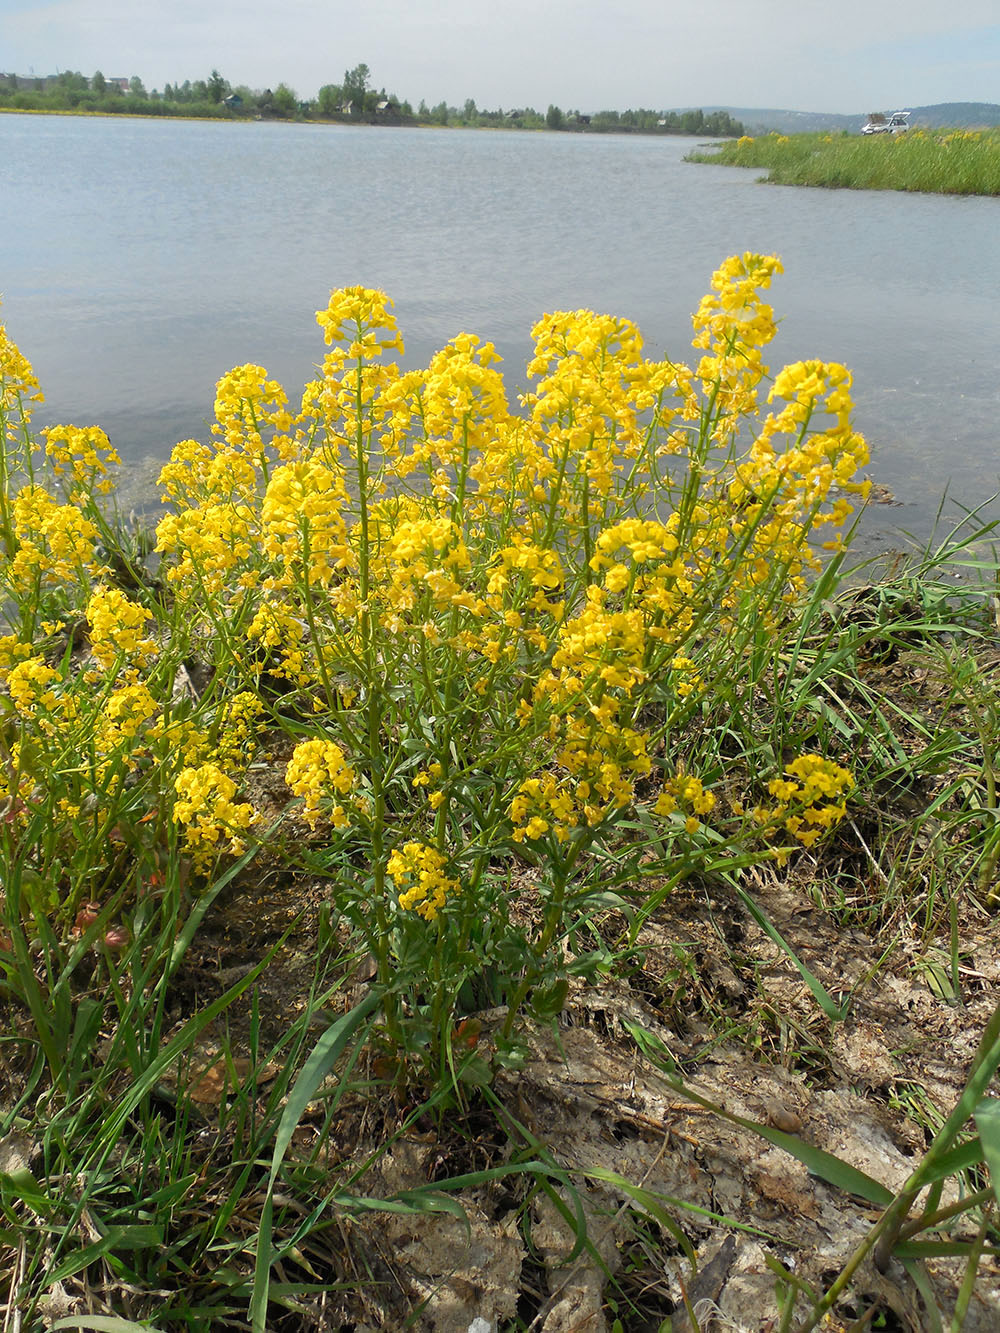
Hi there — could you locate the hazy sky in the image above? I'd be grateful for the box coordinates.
[2,0,999,113]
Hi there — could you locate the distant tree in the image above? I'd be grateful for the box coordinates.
[272,83,297,115]
[418,98,429,119]
[317,83,342,116]
[431,101,449,125]
[462,98,478,124]
[91,70,106,95]
[546,103,564,130]
[207,68,228,103]
[342,62,370,107]
[191,79,209,102]
[129,75,147,98]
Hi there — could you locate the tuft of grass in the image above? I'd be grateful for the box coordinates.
[687,128,1000,195]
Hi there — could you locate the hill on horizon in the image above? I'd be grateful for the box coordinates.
[680,102,1000,134]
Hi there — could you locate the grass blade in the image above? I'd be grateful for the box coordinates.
[50,1320,167,1333]
[626,1019,891,1204]
[251,987,382,1332]
[735,886,849,1022]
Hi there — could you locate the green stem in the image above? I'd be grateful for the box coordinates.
[501,835,586,1042]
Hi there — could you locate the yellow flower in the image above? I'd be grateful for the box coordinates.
[10,485,101,589]
[7,656,60,712]
[172,763,256,866]
[285,738,356,829]
[262,455,351,584]
[87,585,157,669]
[756,753,853,852]
[43,424,121,499]
[388,841,458,921]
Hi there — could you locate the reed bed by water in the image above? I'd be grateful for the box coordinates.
[2,261,1000,1329]
[688,128,1000,195]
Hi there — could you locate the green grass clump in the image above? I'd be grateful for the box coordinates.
[688,128,1000,195]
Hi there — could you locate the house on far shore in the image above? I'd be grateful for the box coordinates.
[340,100,355,116]
[107,77,130,94]
[223,92,242,109]
[375,98,399,116]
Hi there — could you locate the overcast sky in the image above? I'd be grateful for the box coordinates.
[3,0,999,113]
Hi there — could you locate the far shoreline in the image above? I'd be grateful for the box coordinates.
[0,104,741,139]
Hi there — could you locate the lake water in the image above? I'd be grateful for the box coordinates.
[2,112,999,552]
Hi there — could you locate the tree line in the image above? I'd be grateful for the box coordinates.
[0,65,744,137]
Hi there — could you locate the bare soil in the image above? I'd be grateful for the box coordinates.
[155,860,1000,1332]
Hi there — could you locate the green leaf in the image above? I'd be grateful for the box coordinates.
[339,1191,469,1223]
[583,1167,697,1268]
[922,1137,984,1183]
[0,1167,56,1221]
[47,1226,164,1286]
[899,1258,945,1333]
[249,1192,273,1333]
[916,955,958,1004]
[897,1240,1000,1259]
[530,978,569,1020]
[65,996,105,1088]
[974,1097,1000,1207]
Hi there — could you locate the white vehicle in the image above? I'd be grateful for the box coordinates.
[861,110,911,135]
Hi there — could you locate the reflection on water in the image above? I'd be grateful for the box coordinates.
[2,113,999,549]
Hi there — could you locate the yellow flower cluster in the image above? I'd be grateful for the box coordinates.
[654,771,716,834]
[43,424,121,498]
[381,333,508,480]
[7,656,60,713]
[756,753,854,857]
[387,841,459,921]
[245,600,311,684]
[691,253,782,437]
[172,763,256,865]
[0,635,33,682]
[86,585,157,669]
[510,773,578,843]
[0,307,44,439]
[376,515,475,617]
[155,502,255,596]
[262,457,351,585]
[96,681,160,755]
[0,260,869,921]
[285,737,355,829]
[212,363,295,463]
[9,485,102,590]
[316,286,405,358]
[212,691,264,771]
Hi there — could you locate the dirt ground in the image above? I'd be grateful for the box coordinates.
[158,858,1000,1333]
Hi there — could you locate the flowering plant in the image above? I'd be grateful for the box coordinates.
[0,260,867,1083]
